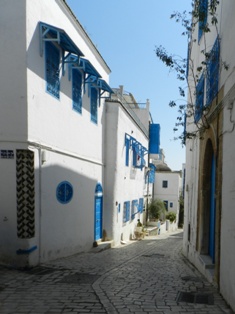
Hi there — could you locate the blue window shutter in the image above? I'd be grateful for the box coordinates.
[72,69,82,113]
[195,74,205,122]
[123,201,130,223]
[198,0,208,42]
[149,124,160,154]
[125,136,130,166]
[139,198,144,213]
[45,42,60,99]
[90,87,98,123]
[206,37,220,106]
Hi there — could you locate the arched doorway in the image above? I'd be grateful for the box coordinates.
[201,139,216,263]
[94,183,103,241]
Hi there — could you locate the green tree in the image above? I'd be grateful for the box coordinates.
[148,198,166,221]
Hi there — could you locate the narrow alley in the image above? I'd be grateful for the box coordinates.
[0,231,232,314]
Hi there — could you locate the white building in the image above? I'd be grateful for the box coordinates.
[0,0,112,267]
[183,1,235,311]
[154,170,181,226]
[104,87,153,244]
[0,0,161,268]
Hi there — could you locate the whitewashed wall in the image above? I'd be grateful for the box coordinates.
[0,0,110,266]
[104,101,148,245]
[183,1,235,311]
[154,172,181,218]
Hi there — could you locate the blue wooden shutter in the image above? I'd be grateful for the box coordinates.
[195,74,205,122]
[125,136,130,166]
[90,87,98,123]
[72,69,82,113]
[45,42,60,99]
[149,124,160,154]
[206,37,220,106]
[198,0,208,42]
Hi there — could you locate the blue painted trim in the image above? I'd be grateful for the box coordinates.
[16,245,37,255]
[56,181,73,204]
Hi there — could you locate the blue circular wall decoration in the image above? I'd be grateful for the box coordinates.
[56,181,73,204]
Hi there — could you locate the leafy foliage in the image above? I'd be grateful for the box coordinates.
[155,0,228,145]
[148,198,166,220]
[166,211,177,223]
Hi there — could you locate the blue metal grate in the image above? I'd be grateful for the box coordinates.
[195,74,205,122]
[72,69,82,113]
[56,181,73,204]
[45,42,60,99]
[198,0,208,42]
[206,37,220,106]
[90,87,98,124]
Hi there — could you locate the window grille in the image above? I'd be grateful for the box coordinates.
[123,201,130,223]
[72,69,82,113]
[195,74,205,122]
[45,42,60,99]
[90,87,98,123]
[206,37,220,106]
[162,180,168,188]
[198,0,208,42]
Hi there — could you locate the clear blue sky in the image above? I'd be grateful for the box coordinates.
[66,0,191,170]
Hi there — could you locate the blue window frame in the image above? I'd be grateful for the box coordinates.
[123,201,130,223]
[125,136,130,166]
[195,74,205,122]
[198,0,208,42]
[72,69,82,114]
[90,87,98,123]
[139,198,144,213]
[56,181,73,204]
[131,200,138,220]
[45,41,60,99]
[206,37,220,106]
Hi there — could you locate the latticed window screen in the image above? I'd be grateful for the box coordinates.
[198,0,208,42]
[206,37,220,106]
[195,74,205,122]
[45,41,60,99]
[72,69,82,113]
[90,87,98,123]
[139,198,144,213]
[123,201,130,224]
[16,150,35,239]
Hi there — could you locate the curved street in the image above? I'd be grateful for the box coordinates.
[0,230,232,314]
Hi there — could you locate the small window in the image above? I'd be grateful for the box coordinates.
[164,200,168,211]
[45,42,60,99]
[90,87,98,123]
[170,202,173,208]
[198,0,208,42]
[72,69,82,114]
[162,180,168,188]
[123,201,130,223]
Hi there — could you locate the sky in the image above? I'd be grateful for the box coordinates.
[66,0,192,170]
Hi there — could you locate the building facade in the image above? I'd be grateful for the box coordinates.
[0,0,112,267]
[183,1,235,310]
[0,0,160,268]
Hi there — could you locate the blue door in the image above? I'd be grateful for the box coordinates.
[209,154,216,262]
[94,183,103,241]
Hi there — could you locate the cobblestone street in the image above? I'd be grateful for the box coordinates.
[0,231,233,314]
